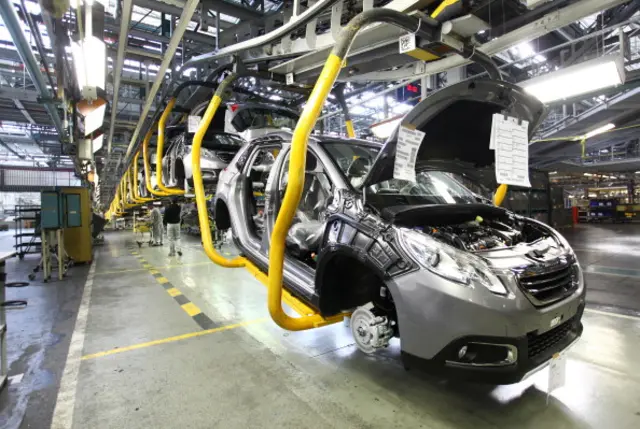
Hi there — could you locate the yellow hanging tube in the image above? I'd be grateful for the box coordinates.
[190,74,344,330]
[345,119,355,138]
[493,184,508,206]
[142,125,173,197]
[191,75,246,269]
[156,98,185,195]
[133,150,154,203]
[267,54,345,330]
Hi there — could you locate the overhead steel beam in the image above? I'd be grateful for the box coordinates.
[13,99,35,124]
[563,0,640,66]
[108,0,134,154]
[319,0,631,121]
[0,0,64,136]
[181,0,341,70]
[135,0,262,21]
[0,136,25,159]
[105,21,217,46]
[124,0,200,159]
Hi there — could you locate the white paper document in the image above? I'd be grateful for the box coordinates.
[491,114,531,187]
[547,352,567,401]
[394,126,425,182]
[188,115,202,133]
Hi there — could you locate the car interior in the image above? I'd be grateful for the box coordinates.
[278,151,333,264]
[245,145,281,238]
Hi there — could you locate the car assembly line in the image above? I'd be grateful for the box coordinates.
[2,0,640,428]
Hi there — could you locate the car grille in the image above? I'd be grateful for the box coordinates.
[527,317,575,359]
[517,264,577,306]
[216,152,236,163]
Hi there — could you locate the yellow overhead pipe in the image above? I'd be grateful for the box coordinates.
[142,124,173,197]
[191,74,246,269]
[156,98,185,195]
[267,55,345,331]
[133,150,154,203]
[266,9,455,330]
[122,172,138,209]
[493,183,508,206]
[190,73,344,330]
[345,119,355,138]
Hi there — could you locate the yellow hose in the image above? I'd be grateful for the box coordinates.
[132,150,154,203]
[493,184,508,206]
[191,79,246,268]
[142,125,173,197]
[156,98,184,195]
[267,54,346,330]
[190,73,343,330]
[345,119,355,138]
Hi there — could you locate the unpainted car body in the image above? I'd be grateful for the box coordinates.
[163,103,300,189]
[214,80,585,384]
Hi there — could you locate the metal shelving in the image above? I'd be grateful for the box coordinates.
[13,205,41,259]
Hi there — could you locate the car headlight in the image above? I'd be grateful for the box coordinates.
[399,228,509,296]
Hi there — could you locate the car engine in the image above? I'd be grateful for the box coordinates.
[424,218,526,252]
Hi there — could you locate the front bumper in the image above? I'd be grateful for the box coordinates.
[387,256,586,384]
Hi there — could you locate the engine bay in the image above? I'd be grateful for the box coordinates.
[424,217,527,252]
[387,204,551,252]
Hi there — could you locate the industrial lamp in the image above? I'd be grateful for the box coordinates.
[520,55,625,103]
[370,116,403,139]
[71,35,106,98]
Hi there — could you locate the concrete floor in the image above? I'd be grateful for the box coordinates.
[1,224,640,428]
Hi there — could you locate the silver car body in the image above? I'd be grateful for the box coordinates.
[214,80,585,383]
[164,103,299,188]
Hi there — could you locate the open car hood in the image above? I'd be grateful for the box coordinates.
[361,80,546,188]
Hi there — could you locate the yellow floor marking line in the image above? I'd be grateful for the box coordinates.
[126,244,224,329]
[81,318,268,360]
[166,287,182,297]
[181,302,202,317]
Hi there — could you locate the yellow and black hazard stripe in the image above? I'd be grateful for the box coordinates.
[129,247,217,330]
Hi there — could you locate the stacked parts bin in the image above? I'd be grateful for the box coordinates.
[588,199,617,222]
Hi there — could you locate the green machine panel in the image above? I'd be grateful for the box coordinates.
[65,194,82,227]
[41,191,62,229]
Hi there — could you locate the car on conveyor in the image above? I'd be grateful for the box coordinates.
[163,103,299,189]
[213,80,585,384]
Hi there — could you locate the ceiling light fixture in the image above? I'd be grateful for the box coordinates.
[584,123,615,139]
[519,55,625,103]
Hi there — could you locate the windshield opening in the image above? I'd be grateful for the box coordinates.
[322,141,381,188]
[365,171,482,208]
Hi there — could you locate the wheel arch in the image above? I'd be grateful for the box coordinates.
[315,244,391,317]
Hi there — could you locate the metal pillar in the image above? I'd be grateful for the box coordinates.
[0,0,64,135]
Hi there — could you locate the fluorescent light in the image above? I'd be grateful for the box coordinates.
[520,55,625,103]
[585,123,615,139]
[72,36,106,90]
[370,116,403,139]
[583,173,593,176]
